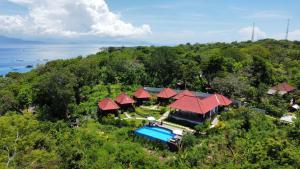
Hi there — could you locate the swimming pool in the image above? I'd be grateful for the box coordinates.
[135,126,176,142]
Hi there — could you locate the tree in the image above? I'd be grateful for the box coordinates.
[142,47,180,86]
[211,74,251,99]
[0,90,21,115]
[32,70,77,119]
[203,55,230,83]
[0,113,59,168]
[178,59,205,90]
[249,56,274,87]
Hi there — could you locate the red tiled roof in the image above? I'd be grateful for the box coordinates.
[134,88,151,99]
[115,93,135,105]
[169,96,214,114]
[98,98,120,111]
[169,94,232,114]
[271,82,295,92]
[157,88,177,99]
[206,94,232,106]
[173,90,196,100]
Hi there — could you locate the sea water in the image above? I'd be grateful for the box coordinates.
[0,44,103,76]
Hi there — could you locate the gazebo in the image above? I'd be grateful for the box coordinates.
[173,90,196,100]
[267,82,296,95]
[115,93,135,110]
[98,98,120,116]
[156,88,177,103]
[133,88,151,105]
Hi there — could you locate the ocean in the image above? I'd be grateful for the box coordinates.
[0,44,103,76]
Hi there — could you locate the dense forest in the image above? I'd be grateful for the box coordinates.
[0,39,300,168]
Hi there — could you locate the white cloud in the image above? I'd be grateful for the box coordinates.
[238,26,267,41]
[288,29,300,41]
[247,10,289,19]
[0,15,27,32]
[0,0,151,38]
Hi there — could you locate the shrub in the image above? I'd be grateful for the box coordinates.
[181,134,197,150]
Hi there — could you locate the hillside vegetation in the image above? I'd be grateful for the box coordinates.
[0,39,300,168]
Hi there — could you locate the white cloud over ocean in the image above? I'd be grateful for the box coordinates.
[0,0,151,38]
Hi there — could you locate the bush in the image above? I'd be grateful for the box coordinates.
[181,134,197,150]
[215,121,225,129]
[195,121,210,133]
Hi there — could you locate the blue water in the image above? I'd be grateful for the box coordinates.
[0,44,104,76]
[135,126,175,142]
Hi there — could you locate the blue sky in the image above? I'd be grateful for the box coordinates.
[0,0,300,44]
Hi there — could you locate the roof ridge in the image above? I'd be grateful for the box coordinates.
[196,97,205,114]
[214,94,220,104]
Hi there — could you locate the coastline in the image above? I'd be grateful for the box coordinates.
[0,44,103,76]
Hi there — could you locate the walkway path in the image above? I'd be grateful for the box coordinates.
[140,105,160,111]
[162,121,195,133]
[158,111,170,121]
[124,112,132,119]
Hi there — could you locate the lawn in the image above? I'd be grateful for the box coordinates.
[134,106,166,119]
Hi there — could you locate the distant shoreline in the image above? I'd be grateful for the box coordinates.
[0,44,105,76]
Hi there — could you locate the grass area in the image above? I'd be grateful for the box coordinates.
[130,113,144,118]
[119,113,127,119]
[135,107,165,119]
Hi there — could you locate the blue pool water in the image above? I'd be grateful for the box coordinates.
[135,126,176,142]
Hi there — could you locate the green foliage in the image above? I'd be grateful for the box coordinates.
[181,134,197,150]
[249,55,274,87]
[0,90,20,115]
[32,70,77,119]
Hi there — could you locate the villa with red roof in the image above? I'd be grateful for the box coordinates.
[267,82,296,95]
[115,93,135,110]
[98,98,120,115]
[156,88,177,103]
[133,87,151,105]
[169,94,232,125]
[173,90,195,100]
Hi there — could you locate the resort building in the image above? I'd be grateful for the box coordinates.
[156,88,177,103]
[173,89,196,100]
[133,88,151,105]
[144,87,211,99]
[115,93,135,110]
[98,98,120,116]
[169,94,232,125]
[267,82,295,95]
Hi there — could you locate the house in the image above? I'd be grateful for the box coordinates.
[267,82,295,95]
[169,94,232,125]
[156,88,177,103]
[133,88,151,105]
[98,98,120,116]
[115,93,135,110]
[173,90,196,100]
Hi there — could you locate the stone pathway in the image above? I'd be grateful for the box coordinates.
[158,111,170,121]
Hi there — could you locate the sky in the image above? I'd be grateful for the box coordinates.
[0,0,300,45]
